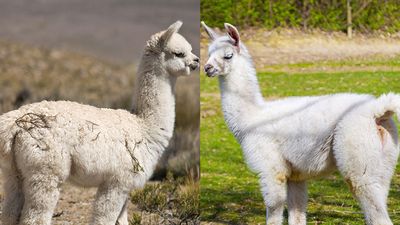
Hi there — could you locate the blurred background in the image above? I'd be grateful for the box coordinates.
[0,0,200,224]
[200,0,400,224]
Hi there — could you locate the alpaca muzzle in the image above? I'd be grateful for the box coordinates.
[204,64,217,77]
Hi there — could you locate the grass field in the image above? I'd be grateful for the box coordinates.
[200,59,400,224]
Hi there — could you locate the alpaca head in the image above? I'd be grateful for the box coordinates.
[146,21,199,77]
[201,22,248,77]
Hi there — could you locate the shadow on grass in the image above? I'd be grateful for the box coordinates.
[201,186,264,224]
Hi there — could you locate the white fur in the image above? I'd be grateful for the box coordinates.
[202,22,400,225]
[0,21,198,225]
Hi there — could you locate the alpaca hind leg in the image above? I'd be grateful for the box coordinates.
[91,183,129,225]
[287,181,307,225]
[19,174,61,225]
[116,198,129,225]
[334,118,398,225]
[260,172,287,225]
[2,169,24,225]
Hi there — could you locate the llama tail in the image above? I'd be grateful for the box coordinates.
[0,110,22,157]
[373,93,400,122]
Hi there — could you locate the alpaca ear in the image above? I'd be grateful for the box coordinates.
[201,21,219,40]
[160,20,183,47]
[224,23,240,50]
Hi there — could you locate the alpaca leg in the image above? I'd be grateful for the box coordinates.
[287,181,307,225]
[259,173,287,225]
[334,118,398,225]
[116,198,129,225]
[2,169,24,225]
[19,174,61,225]
[91,183,129,225]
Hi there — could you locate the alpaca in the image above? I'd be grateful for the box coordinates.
[202,22,400,225]
[0,21,199,225]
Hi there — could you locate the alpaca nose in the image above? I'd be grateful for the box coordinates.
[194,57,199,63]
[204,64,217,77]
[204,64,213,73]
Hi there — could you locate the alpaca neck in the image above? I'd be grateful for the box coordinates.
[218,56,264,138]
[133,52,176,149]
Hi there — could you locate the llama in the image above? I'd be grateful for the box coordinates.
[0,21,199,225]
[202,21,400,225]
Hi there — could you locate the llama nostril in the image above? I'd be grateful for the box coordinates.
[204,64,213,73]
[194,57,199,63]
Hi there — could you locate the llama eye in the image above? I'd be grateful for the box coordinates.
[224,54,233,60]
[174,52,185,58]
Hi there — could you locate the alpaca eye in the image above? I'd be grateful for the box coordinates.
[174,52,185,58]
[224,53,233,60]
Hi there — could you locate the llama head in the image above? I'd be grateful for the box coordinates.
[147,21,199,77]
[202,22,247,77]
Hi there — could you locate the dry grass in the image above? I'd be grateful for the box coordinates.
[130,173,200,225]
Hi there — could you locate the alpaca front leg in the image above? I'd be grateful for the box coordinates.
[91,183,129,225]
[259,174,287,225]
[116,198,129,225]
[19,175,61,225]
[2,169,24,225]
[287,181,307,225]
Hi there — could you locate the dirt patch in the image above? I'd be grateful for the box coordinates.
[201,28,400,71]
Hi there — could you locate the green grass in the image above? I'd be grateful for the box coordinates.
[200,70,400,224]
[264,56,400,72]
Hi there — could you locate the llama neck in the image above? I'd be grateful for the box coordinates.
[133,52,176,149]
[218,56,264,138]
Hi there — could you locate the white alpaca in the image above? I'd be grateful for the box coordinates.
[0,21,198,225]
[202,22,400,225]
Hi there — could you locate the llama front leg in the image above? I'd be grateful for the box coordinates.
[91,183,129,225]
[19,174,61,225]
[287,181,307,225]
[116,198,129,225]
[259,173,287,225]
[2,169,24,225]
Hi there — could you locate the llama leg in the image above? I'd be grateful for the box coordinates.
[287,181,307,225]
[91,183,129,225]
[334,118,398,225]
[116,198,129,225]
[2,169,24,225]
[19,174,61,225]
[260,172,287,225]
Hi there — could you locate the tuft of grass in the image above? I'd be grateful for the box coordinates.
[200,68,400,224]
[130,173,200,225]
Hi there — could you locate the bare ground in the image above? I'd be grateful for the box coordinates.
[201,28,400,71]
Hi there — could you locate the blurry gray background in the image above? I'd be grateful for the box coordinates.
[0,0,199,64]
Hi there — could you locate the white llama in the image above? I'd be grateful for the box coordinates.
[202,22,400,225]
[0,21,199,225]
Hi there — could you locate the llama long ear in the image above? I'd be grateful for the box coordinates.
[160,20,183,47]
[224,23,240,50]
[201,21,219,40]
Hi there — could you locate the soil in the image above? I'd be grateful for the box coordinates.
[200,28,400,71]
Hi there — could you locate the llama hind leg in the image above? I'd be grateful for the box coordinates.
[287,181,307,225]
[2,169,24,225]
[19,174,61,225]
[334,118,399,225]
[91,182,129,225]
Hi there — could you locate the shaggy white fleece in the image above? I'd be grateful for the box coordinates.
[0,21,198,225]
[202,21,399,225]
